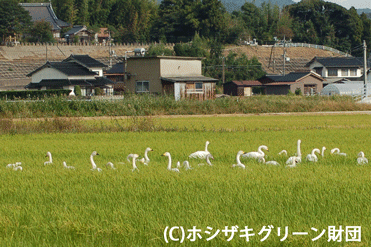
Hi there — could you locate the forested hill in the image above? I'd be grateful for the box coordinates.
[156,0,295,11]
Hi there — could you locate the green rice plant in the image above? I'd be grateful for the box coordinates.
[0,115,370,246]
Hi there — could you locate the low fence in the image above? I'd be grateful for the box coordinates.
[274,43,350,57]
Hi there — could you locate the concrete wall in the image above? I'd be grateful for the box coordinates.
[160,59,201,77]
[126,57,161,93]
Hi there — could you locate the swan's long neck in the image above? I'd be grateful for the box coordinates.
[48,153,52,163]
[144,150,150,161]
[63,162,67,168]
[297,141,301,157]
[167,155,172,170]
[237,153,242,165]
[258,147,265,155]
[205,142,209,152]
[321,147,326,157]
[90,155,96,169]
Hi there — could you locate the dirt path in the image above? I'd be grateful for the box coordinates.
[8,111,371,122]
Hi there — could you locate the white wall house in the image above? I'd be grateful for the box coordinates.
[26,55,115,96]
[306,57,369,84]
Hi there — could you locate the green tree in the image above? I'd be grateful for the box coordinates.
[173,33,208,57]
[0,0,32,42]
[146,43,174,56]
[198,0,227,39]
[27,20,54,43]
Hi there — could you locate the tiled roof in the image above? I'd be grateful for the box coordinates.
[64,25,88,36]
[161,76,218,83]
[306,57,370,68]
[265,75,283,81]
[275,71,323,82]
[64,55,106,68]
[25,77,115,89]
[19,3,69,31]
[27,61,97,77]
[230,80,262,86]
[106,62,124,74]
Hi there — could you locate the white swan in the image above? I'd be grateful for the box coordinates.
[242,145,268,159]
[198,153,214,166]
[258,157,280,166]
[330,148,347,156]
[106,162,116,169]
[131,154,140,172]
[306,148,320,162]
[278,150,287,155]
[126,154,135,163]
[162,152,180,172]
[44,152,53,165]
[189,141,211,159]
[63,161,75,169]
[286,157,299,168]
[232,150,246,169]
[138,147,153,165]
[357,151,368,165]
[13,165,23,171]
[90,151,102,172]
[321,146,326,158]
[286,139,302,164]
[7,162,21,168]
[183,161,193,170]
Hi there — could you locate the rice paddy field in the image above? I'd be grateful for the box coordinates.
[1,113,371,246]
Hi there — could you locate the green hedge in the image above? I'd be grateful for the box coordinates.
[0,90,72,100]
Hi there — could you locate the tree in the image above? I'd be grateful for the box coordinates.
[146,43,174,56]
[27,20,54,43]
[198,0,227,39]
[0,0,32,42]
[173,33,208,57]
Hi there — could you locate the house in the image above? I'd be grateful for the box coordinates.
[95,28,110,44]
[223,80,263,96]
[263,71,324,95]
[25,55,115,96]
[64,25,94,44]
[104,62,125,92]
[19,3,69,39]
[125,56,217,100]
[305,57,370,85]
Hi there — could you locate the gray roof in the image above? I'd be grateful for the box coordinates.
[25,77,115,89]
[106,62,124,74]
[27,61,97,77]
[64,25,90,36]
[275,71,323,82]
[306,57,370,68]
[64,55,107,69]
[19,3,69,31]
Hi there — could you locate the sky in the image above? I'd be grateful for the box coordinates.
[292,0,371,9]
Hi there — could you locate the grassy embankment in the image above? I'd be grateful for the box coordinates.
[0,113,370,246]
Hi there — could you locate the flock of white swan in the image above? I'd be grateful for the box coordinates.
[5,139,368,172]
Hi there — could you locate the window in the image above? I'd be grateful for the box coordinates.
[195,83,203,91]
[350,68,357,76]
[328,68,338,77]
[341,69,348,76]
[136,81,149,93]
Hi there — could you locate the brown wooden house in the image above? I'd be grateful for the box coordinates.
[223,80,263,96]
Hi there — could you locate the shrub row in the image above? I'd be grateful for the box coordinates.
[0,90,71,100]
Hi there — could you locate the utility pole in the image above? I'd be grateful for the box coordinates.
[222,56,225,84]
[364,40,368,99]
[283,35,286,76]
